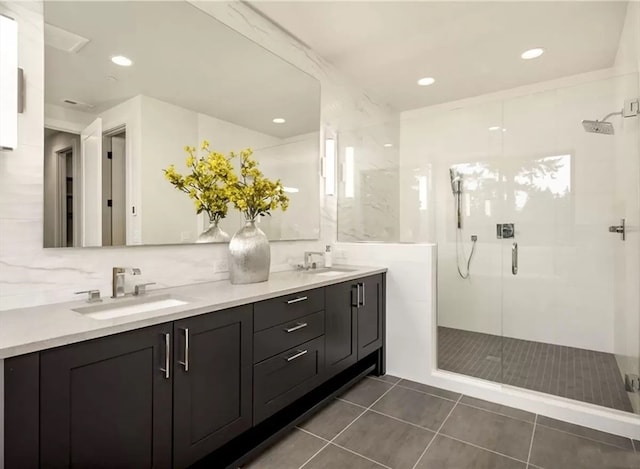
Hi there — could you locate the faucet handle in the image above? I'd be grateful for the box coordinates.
[134,282,156,296]
[75,289,102,303]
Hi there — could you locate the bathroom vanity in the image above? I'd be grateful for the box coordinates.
[1,267,386,468]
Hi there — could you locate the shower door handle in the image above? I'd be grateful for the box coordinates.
[512,242,518,275]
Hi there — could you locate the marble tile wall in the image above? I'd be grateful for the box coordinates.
[0,0,397,311]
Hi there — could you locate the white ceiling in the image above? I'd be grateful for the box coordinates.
[250,1,629,111]
[44,2,320,139]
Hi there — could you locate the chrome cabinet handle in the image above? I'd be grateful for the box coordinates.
[160,333,170,379]
[512,242,518,275]
[360,283,366,307]
[356,284,362,308]
[284,322,308,333]
[285,349,308,362]
[286,296,308,304]
[178,328,189,372]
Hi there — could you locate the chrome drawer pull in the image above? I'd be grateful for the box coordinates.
[284,322,308,333]
[286,296,308,304]
[285,349,308,362]
[178,328,189,372]
[160,333,170,379]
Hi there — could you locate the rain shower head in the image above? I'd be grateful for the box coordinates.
[582,119,615,135]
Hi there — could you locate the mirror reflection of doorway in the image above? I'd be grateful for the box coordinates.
[102,127,126,247]
[43,125,127,247]
[44,128,80,248]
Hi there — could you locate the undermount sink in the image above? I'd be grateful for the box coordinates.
[73,294,189,320]
[303,267,357,276]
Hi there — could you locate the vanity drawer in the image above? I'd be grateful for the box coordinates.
[253,336,325,424]
[254,288,325,332]
[254,310,325,363]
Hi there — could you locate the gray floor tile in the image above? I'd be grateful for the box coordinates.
[460,395,536,423]
[334,410,435,469]
[415,435,526,469]
[243,428,325,469]
[369,374,402,384]
[397,379,462,401]
[440,404,533,461]
[536,415,634,450]
[529,425,640,469]
[298,399,363,440]
[339,378,393,407]
[304,444,386,469]
[372,385,456,431]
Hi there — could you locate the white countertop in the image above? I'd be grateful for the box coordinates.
[0,266,386,359]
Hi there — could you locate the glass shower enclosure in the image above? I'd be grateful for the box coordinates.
[429,72,640,414]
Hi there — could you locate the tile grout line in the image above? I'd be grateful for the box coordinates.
[330,442,393,469]
[298,379,400,469]
[534,421,635,451]
[301,400,531,466]
[411,394,463,469]
[525,414,538,468]
[436,432,529,465]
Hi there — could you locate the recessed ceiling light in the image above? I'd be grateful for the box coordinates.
[488,126,501,131]
[383,143,393,148]
[521,48,544,60]
[272,118,286,124]
[111,55,133,67]
[417,77,435,86]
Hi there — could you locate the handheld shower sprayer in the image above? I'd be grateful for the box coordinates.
[449,168,462,195]
[449,166,477,279]
[449,169,463,228]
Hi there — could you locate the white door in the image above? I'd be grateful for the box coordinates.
[80,118,103,247]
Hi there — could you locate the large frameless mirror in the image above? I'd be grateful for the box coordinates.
[43,1,321,248]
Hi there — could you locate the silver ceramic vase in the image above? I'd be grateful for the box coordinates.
[196,220,230,243]
[228,219,270,284]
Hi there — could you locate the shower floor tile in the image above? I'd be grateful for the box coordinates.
[438,327,633,413]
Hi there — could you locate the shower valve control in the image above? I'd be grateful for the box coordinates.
[496,223,515,239]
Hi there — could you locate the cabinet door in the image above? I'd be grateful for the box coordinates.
[40,324,173,469]
[357,274,384,359]
[324,281,358,378]
[172,305,253,469]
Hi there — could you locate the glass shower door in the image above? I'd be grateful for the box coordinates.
[500,73,640,414]
[434,101,507,384]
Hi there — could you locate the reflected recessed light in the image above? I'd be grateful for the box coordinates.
[111,55,133,66]
[383,143,393,147]
[272,118,286,124]
[417,77,435,86]
[488,126,501,131]
[521,48,544,60]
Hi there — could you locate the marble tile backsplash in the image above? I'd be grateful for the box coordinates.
[0,0,397,311]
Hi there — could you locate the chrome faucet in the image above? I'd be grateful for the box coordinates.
[303,251,324,270]
[112,267,141,298]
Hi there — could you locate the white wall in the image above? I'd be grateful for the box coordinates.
[0,0,396,311]
[139,96,199,245]
[337,120,401,242]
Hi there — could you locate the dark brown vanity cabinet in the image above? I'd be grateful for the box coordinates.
[172,305,253,469]
[324,281,358,377]
[36,306,253,469]
[355,274,384,360]
[4,273,385,469]
[39,323,174,469]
